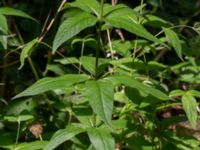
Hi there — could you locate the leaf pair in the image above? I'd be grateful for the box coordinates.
[53,0,165,54]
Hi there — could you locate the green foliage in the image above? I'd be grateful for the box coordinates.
[1,0,200,149]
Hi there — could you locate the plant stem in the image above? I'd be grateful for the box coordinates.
[15,121,21,146]
[79,41,85,74]
[95,0,104,79]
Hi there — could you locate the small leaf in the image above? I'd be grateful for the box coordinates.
[0,7,36,21]
[0,14,8,49]
[182,93,198,129]
[53,12,97,53]
[187,90,200,98]
[87,128,115,150]
[84,79,114,126]
[18,38,38,70]
[0,14,8,33]
[80,56,109,75]
[55,57,79,65]
[44,125,85,150]
[163,28,183,60]
[0,35,7,50]
[4,115,34,122]
[106,75,169,100]
[169,89,185,97]
[13,74,89,99]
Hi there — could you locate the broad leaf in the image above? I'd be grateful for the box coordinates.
[53,12,97,53]
[105,9,162,44]
[13,74,89,99]
[182,93,198,129]
[69,0,100,17]
[44,125,85,150]
[18,38,38,70]
[87,128,115,150]
[0,141,48,150]
[84,79,114,126]
[0,7,36,21]
[163,28,182,60]
[106,75,169,100]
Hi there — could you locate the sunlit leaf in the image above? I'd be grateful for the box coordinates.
[18,38,38,70]
[84,79,114,126]
[106,75,169,100]
[69,0,100,17]
[53,12,97,53]
[182,93,198,129]
[87,128,115,150]
[163,28,183,60]
[0,7,36,21]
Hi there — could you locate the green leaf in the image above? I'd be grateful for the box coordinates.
[0,7,36,21]
[13,74,89,99]
[187,90,200,98]
[18,38,38,70]
[182,93,198,129]
[87,128,115,150]
[169,89,185,97]
[103,4,127,16]
[0,34,7,50]
[105,9,162,44]
[106,75,169,100]
[163,28,182,60]
[53,12,97,53]
[44,125,85,150]
[0,14,8,49]
[0,14,8,33]
[80,56,109,75]
[69,0,100,17]
[0,141,48,150]
[4,115,34,122]
[55,57,79,65]
[84,79,114,126]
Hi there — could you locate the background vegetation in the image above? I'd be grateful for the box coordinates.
[0,0,200,149]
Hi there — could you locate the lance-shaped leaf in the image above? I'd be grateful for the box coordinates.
[163,28,183,60]
[53,12,97,53]
[0,14,8,49]
[0,7,36,21]
[105,9,162,45]
[84,80,114,126]
[0,141,48,150]
[13,74,89,99]
[182,93,198,129]
[106,75,169,100]
[18,38,38,70]
[44,125,85,150]
[87,128,115,150]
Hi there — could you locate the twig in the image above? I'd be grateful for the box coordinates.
[38,0,67,43]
